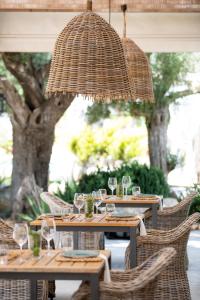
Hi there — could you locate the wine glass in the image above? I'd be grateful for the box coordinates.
[132,186,141,196]
[13,223,28,261]
[108,177,117,197]
[122,176,132,198]
[41,218,56,256]
[74,193,84,214]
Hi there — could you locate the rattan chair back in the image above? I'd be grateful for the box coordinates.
[125,212,200,300]
[145,191,197,230]
[73,247,176,300]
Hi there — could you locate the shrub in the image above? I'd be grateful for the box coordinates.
[55,162,169,203]
[189,184,200,216]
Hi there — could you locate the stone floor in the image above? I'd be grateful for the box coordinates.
[55,230,200,300]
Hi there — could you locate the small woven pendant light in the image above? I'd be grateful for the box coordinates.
[121,4,154,102]
[46,0,134,101]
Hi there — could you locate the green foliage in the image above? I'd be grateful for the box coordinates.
[70,124,143,166]
[86,53,196,124]
[56,162,169,204]
[19,196,50,222]
[55,181,78,205]
[189,184,200,215]
[167,151,185,173]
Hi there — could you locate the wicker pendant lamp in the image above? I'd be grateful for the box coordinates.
[121,4,154,102]
[46,0,134,101]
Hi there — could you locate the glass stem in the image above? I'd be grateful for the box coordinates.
[20,244,22,256]
[78,208,80,214]
[47,240,50,253]
[112,189,113,196]
[126,188,127,196]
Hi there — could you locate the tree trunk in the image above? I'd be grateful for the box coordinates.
[146,105,170,176]
[11,123,54,203]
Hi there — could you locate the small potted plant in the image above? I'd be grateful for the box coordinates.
[29,230,41,257]
[85,194,94,218]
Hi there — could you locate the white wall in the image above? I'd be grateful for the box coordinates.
[0,12,200,52]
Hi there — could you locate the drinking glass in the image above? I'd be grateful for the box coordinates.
[122,176,132,198]
[0,244,8,265]
[74,193,84,214]
[106,203,115,214]
[99,189,107,201]
[41,218,56,256]
[132,186,141,196]
[61,232,73,251]
[62,207,73,222]
[13,223,28,257]
[93,191,102,213]
[108,177,117,196]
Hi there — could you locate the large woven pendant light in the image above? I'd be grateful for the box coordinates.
[121,4,154,102]
[46,0,134,101]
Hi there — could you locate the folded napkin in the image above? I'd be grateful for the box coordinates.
[137,214,147,236]
[157,196,163,211]
[99,253,111,283]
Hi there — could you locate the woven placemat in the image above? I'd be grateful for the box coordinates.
[55,255,103,262]
[8,251,19,261]
[105,216,139,222]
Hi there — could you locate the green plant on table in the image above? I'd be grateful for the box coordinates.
[29,230,41,257]
[85,195,94,219]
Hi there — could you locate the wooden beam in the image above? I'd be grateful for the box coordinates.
[0,0,200,13]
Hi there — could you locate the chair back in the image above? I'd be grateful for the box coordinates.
[40,192,72,214]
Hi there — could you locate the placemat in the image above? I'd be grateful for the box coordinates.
[55,255,103,262]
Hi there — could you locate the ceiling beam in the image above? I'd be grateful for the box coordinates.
[0,0,200,13]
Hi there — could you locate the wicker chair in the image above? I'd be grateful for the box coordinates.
[40,192,105,250]
[0,218,48,300]
[125,212,200,300]
[72,247,176,300]
[145,191,197,230]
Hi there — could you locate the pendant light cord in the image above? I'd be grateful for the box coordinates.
[87,0,92,11]
[121,3,127,38]
[109,0,111,24]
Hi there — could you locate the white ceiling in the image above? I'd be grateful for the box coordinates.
[0,12,200,52]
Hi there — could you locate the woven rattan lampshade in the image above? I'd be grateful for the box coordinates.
[122,37,154,102]
[46,7,134,101]
[121,4,154,102]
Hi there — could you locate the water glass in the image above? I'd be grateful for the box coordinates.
[92,191,102,213]
[74,193,84,214]
[0,244,8,265]
[62,207,73,222]
[122,176,132,198]
[106,203,115,214]
[41,218,56,256]
[61,232,73,251]
[132,186,141,196]
[99,189,107,201]
[108,177,117,196]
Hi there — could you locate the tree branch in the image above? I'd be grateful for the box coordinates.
[0,77,30,127]
[2,53,44,109]
[166,89,199,103]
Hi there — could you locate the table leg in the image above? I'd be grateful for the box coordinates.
[90,274,100,300]
[73,232,79,249]
[129,227,137,268]
[152,204,158,228]
[31,280,37,300]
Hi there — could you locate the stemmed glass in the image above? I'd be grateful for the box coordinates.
[13,223,28,261]
[108,177,117,197]
[122,176,132,198]
[41,218,56,256]
[74,193,84,214]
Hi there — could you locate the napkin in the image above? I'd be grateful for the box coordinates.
[99,253,111,283]
[157,196,163,211]
[137,214,147,236]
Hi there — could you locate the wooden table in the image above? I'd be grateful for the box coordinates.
[102,196,160,228]
[31,214,142,268]
[0,249,110,300]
